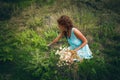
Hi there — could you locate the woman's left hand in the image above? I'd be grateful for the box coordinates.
[74,48,79,52]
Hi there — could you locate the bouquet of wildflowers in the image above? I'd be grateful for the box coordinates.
[55,46,83,67]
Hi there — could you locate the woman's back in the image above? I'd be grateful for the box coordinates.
[67,28,82,50]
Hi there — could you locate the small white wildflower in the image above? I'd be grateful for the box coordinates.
[55,50,59,55]
[59,46,62,50]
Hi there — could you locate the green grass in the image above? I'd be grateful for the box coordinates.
[0,0,120,80]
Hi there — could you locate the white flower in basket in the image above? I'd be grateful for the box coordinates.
[55,47,83,66]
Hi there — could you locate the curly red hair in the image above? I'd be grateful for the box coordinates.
[57,15,74,38]
[57,15,73,30]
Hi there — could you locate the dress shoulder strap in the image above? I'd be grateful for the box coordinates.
[71,28,75,33]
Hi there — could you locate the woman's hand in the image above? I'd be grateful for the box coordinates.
[74,46,82,52]
[47,43,52,47]
[74,48,79,52]
[47,32,64,47]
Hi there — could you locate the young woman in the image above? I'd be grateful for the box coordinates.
[48,15,93,59]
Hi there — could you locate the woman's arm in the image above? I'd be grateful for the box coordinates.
[73,28,88,51]
[47,32,64,46]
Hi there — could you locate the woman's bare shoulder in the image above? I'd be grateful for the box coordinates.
[73,27,82,34]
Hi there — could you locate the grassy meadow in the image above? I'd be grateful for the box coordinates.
[0,0,120,80]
